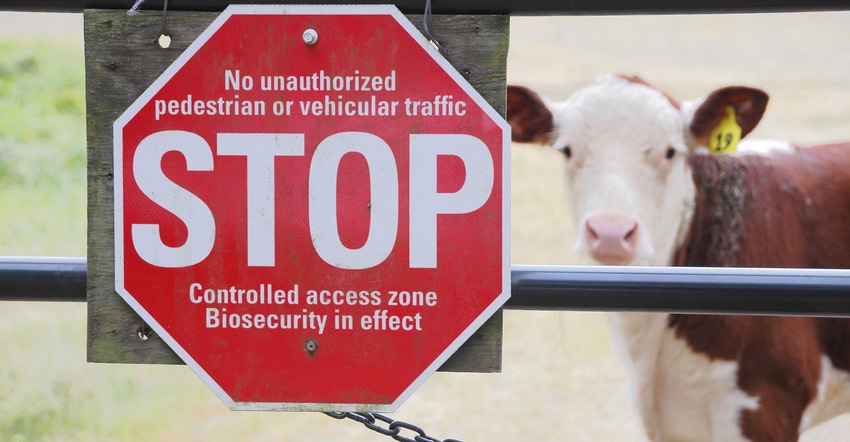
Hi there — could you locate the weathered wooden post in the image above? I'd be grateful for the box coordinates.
[86,5,509,410]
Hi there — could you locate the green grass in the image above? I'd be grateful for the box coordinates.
[0,40,86,256]
[0,42,92,439]
[0,39,86,441]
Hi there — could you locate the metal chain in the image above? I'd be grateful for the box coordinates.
[325,412,464,442]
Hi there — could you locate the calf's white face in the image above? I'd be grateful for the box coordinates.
[509,76,694,265]
[506,75,768,266]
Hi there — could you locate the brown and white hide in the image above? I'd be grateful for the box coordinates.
[506,75,850,442]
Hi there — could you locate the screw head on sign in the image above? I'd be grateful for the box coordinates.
[158,34,172,49]
[302,28,318,45]
[304,339,319,355]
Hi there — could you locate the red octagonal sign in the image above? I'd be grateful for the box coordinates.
[114,5,509,411]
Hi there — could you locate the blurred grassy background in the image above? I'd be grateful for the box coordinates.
[1,10,850,442]
[0,40,85,256]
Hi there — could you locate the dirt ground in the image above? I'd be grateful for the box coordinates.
[3,9,850,441]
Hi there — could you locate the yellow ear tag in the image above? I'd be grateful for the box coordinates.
[708,106,741,155]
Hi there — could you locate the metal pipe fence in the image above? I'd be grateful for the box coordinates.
[4,0,850,14]
[0,257,86,302]
[4,257,850,317]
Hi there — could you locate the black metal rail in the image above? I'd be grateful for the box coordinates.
[0,257,86,302]
[510,266,850,316]
[4,257,850,316]
[3,0,850,14]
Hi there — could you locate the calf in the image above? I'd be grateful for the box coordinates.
[507,75,850,442]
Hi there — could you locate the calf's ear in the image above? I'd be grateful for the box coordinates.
[687,86,769,146]
[506,85,555,144]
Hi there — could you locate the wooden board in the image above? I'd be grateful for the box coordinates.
[85,9,508,373]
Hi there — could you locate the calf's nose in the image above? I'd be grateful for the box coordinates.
[584,215,640,265]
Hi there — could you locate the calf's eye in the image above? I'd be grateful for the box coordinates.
[665,147,676,159]
[560,146,572,159]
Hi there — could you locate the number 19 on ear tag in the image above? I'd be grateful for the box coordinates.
[709,106,741,155]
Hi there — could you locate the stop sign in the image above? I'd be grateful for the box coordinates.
[114,4,509,411]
